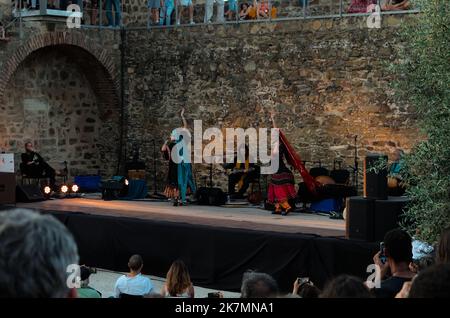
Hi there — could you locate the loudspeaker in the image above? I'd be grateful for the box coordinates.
[346,196,409,242]
[196,187,227,206]
[364,154,388,200]
[0,172,16,204]
[346,197,375,241]
[16,184,45,202]
[373,197,409,241]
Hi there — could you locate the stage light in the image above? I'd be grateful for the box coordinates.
[125,179,129,186]
[43,186,51,195]
[61,185,69,194]
[71,184,79,193]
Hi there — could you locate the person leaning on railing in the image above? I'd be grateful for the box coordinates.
[381,0,410,11]
[347,0,377,13]
[246,0,276,20]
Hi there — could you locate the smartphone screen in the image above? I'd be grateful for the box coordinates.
[380,242,387,264]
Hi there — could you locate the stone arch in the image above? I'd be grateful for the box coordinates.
[0,32,121,176]
[0,31,120,105]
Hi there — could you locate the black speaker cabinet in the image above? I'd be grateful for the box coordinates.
[346,197,375,241]
[364,154,388,200]
[346,196,409,242]
[0,173,16,204]
[16,184,45,203]
[373,197,409,241]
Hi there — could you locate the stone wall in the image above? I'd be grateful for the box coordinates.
[0,21,122,179]
[1,46,119,177]
[0,14,421,192]
[123,14,421,191]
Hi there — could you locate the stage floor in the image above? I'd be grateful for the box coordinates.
[17,196,345,237]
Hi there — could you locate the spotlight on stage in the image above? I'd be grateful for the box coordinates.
[44,186,51,195]
[61,185,69,194]
[71,184,79,193]
[42,185,52,199]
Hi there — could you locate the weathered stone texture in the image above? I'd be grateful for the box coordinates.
[0,47,119,177]
[124,15,420,190]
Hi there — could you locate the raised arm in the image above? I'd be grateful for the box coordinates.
[270,110,277,129]
[180,107,188,129]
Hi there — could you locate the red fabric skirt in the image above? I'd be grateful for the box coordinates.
[268,183,297,203]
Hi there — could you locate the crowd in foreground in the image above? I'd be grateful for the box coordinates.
[0,208,449,298]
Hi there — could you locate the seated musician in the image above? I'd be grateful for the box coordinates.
[21,142,66,190]
[387,149,406,196]
[223,144,260,199]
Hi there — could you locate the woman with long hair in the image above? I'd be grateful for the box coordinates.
[161,260,194,298]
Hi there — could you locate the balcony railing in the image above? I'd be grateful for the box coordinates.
[7,0,419,33]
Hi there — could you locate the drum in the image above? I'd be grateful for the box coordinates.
[387,177,399,189]
[315,175,336,185]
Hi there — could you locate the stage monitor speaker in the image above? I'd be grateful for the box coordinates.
[346,196,409,242]
[0,172,16,204]
[16,184,45,203]
[346,196,375,241]
[364,154,388,200]
[196,187,227,206]
[373,197,409,241]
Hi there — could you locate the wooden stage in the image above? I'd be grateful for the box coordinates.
[16,196,345,237]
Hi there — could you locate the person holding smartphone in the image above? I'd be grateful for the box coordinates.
[372,229,416,298]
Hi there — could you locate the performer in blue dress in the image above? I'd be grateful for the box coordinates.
[161,107,196,206]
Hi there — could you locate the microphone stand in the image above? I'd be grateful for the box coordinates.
[150,139,166,199]
[352,136,359,192]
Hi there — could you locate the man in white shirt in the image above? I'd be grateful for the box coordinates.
[114,254,154,297]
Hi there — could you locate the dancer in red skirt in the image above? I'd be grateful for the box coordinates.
[267,111,297,215]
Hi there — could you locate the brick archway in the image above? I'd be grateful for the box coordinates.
[0,31,122,176]
[0,31,120,106]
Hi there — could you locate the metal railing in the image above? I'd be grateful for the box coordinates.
[7,0,419,34]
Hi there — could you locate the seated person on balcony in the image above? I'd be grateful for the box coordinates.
[246,0,277,19]
[223,145,260,199]
[239,2,253,20]
[21,142,65,190]
[347,0,377,13]
[381,0,410,11]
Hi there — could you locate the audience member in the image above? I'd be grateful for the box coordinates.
[105,0,122,26]
[373,229,415,298]
[381,0,410,11]
[76,266,101,298]
[205,0,225,23]
[292,278,320,298]
[410,256,435,274]
[148,0,161,25]
[161,260,194,298]
[239,2,253,20]
[347,0,377,13]
[0,209,79,298]
[225,0,237,20]
[437,226,450,264]
[114,254,154,298]
[160,0,175,26]
[320,275,372,298]
[178,0,194,25]
[0,22,7,40]
[241,272,278,298]
[408,264,450,298]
